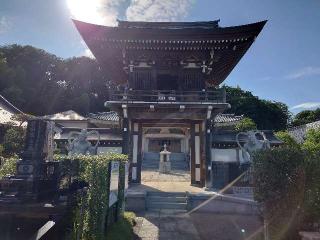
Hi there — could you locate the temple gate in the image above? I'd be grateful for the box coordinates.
[74,19,266,187]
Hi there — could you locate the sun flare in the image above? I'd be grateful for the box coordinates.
[67,0,105,24]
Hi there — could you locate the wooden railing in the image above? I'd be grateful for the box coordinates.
[108,89,226,104]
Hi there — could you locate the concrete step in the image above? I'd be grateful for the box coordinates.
[148,191,187,197]
[147,202,187,210]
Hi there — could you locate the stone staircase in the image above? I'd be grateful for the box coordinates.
[142,152,189,171]
[146,191,188,211]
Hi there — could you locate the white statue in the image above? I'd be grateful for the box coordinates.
[236,130,270,164]
[67,129,100,155]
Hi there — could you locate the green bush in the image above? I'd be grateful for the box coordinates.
[302,129,320,154]
[275,131,300,148]
[54,153,128,240]
[106,212,136,240]
[0,145,4,155]
[3,127,25,156]
[0,157,18,178]
[253,147,320,239]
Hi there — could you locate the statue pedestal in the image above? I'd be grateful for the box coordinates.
[159,148,171,173]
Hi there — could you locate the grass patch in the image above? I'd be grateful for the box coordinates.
[106,212,136,240]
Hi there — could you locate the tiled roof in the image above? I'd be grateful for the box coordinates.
[88,112,241,125]
[214,114,243,124]
[88,111,120,122]
[0,95,24,126]
[0,95,23,114]
[42,110,87,121]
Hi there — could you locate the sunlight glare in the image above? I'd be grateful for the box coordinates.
[67,0,105,24]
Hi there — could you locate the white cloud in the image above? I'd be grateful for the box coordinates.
[126,0,194,22]
[286,66,320,79]
[290,102,320,111]
[0,16,12,34]
[67,0,195,26]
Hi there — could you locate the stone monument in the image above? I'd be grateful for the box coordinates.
[67,129,100,155]
[0,119,60,202]
[159,144,171,173]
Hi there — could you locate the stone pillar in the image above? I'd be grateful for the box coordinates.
[195,123,201,184]
[191,122,201,185]
[205,119,212,188]
[130,122,142,183]
[121,105,129,155]
[190,124,195,184]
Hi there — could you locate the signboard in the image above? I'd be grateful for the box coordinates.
[109,161,119,207]
[108,161,129,207]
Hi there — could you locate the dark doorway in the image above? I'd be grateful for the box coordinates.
[157,74,178,90]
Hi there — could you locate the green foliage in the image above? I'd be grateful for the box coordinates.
[234,117,257,131]
[225,86,290,131]
[0,157,17,178]
[54,153,128,240]
[3,127,25,156]
[253,147,304,203]
[275,131,300,148]
[291,108,320,127]
[253,147,320,239]
[0,145,4,155]
[303,152,320,221]
[302,129,320,154]
[106,212,136,240]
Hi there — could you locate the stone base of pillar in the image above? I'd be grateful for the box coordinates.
[159,162,171,173]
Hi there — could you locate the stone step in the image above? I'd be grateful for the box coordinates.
[148,196,187,203]
[142,162,188,167]
[147,202,187,210]
[143,159,187,163]
[142,163,188,168]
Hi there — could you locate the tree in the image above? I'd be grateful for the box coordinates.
[291,108,320,127]
[234,117,257,131]
[3,127,25,156]
[0,44,110,116]
[225,86,290,131]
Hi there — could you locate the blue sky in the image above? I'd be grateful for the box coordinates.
[0,0,320,113]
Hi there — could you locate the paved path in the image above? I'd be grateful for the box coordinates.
[130,169,207,193]
[133,210,201,240]
[141,170,190,182]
